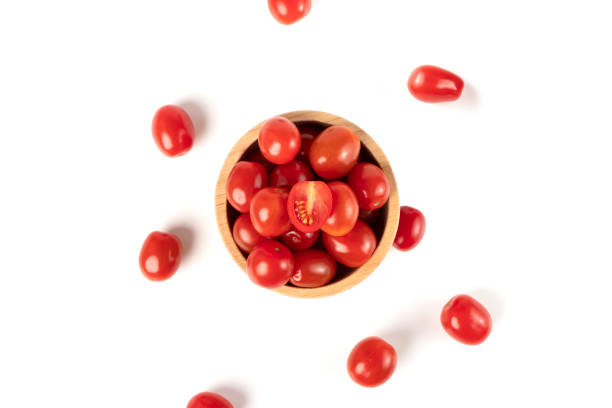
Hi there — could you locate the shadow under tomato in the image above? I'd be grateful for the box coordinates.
[470,287,504,321]
[167,223,197,265]
[210,384,249,408]
[179,99,209,142]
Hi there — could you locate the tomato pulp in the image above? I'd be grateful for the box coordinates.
[287,181,333,233]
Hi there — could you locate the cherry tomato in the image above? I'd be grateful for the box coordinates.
[287,181,333,233]
[281,225,319,251]
[270,160,314,188]
[290,249,337,288]
[347,337,397,387]
[441,294,492,345]
[244,148,274,172]
[268,0,311,25]
[394,206,426,251]
[151,105,194,157]
[232,213,265,253]
[246,240,294,289]
[258,117,301,165]
[187,392,233,408]
[347,163,390,211]
[226,161,268,213]
[408,65,464,103]
[296,123,320,161]
[322,181,359,236]
[322,220,376,267]
[359,209,381,226]
[139,231,182,281]
[309,125,360,179]
[250,187,291,237]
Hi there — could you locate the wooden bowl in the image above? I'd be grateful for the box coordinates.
[215,110,399,298]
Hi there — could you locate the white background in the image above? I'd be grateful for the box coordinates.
[1,1,611,407]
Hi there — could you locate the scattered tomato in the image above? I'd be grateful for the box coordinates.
[268,0,311,25]
[296,123,320,161]
[309,125,360,179]
[347,337,397,387]
[259,117,301,164]
[270,160,314,188]
[347,163,390,211]
[287,181,333,233]
[281,225,319,251]
[151,105,194,157]
[322,220,376,267]
[441,294,492,345]
[394,206,425,251]
[322,181,359,236]
[139,231,182,281]
[247,240,294,288]
[250,187,291,237]
[290,249,337,288]
[226,161,268,213]
[232,213,265,253]
[187,391,233,408]
[408,65,464,103]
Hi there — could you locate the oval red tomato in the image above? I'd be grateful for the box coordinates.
[290,249,337,288]
[226,161,268,213]
[268,0,311,25]
[187,391,233,408]
[309,125,360,179]
[347,337,397,387]
[347,163,390,211]
[441,294,492,345]
[322,220,376,267]
[151,105,194,157]
[408,65,464,103]
[287,181,333,233]
[258,117,301,164]
[246,240,294,289]
[321,181,359,236]
[281,225,319,251]
[296,123,320,162]
[394,206,426,251]
[270,160,314,188]
[249,187,291,237]
[139,231,182,281]
[232,213,265,253]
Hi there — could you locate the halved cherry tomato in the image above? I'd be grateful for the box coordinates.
[249,187,291,237]
[347,337,397,387]
[226,161,268,213]
[322,181,359,236]
[441,294,492,345]
[187,391,233,408]
[394,206,425,251]
[347,163,390,211]
[244,148,274,172]
[139,231,182,281]
[258,117,301,164]
[232,213,265,253]
[322,220,376,267]
[296,123,321,161]
[281,225,319,251]
[268,0,311,25]
[287,181,333,233]
[408,65,464,103]
[290,249,337,288]
[270,160,314,188]
[151,105,194,157]
[246,240,294,289]
[309,125,360,179]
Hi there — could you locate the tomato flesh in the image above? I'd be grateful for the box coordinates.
[187,392,233,408]
[249,187,291,237]
[287,181,333,233]
[290,249,336,288]
[139,231,182,281]
[347,162,390,211]
[322,220,376,267]
[268,0,311,25]
[270,160,314,188]
[246,240,294,289]
[281,225,319,251]
[408,65,464,103]
[394,206,425,251]
[441,294,492,345]
[309,125,360,179]
[258,117,301,164]
[232,213,265,253]
[151,105,194,157]
[226,161,268,213]
[321,181,359,237]
[347,337,397,387]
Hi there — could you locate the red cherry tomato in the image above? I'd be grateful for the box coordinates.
[347,163,390,211]
[151,105,194,157]
[249,187,291,237]
[322,220,376,267]
[281,225,319,251]
[187,392,233,408]
[296,124,320,161]
[270,160,314,188]
[246,240,294,289]
[226,161,268,213]
[258,117,301,164]
[394,206,426,251]
[309,125,360,179]
[408,65,464,103]
[139,231,182,281]
[232,213,265,253]
[347,337,397,387]
[268,0,311,25]
[290,249,337,288]
[321,181,359,236]
[244,149,274,172]
[287,181,333,233]
[359,209,381,226]
[441,294,492,345]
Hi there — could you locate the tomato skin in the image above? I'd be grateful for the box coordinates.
[296,124,320,161]
[139,231,182,281]
[359,209,381,226]
[287,181,333,233]
[249,187,291,237]
[281,225,319,251]
[246,240,294,289]
[232,213,265,253]
[187,392,233,408]
[151,105,194,157]
[258,117,301,164]
[408,65,464,103]
[394,206,426,251]
[441,294,492,345]
[347,163,390,211]
[322,181,359,237]
[268,0,311,25]
[347,337,397,387]
[270,160,314,188]
[290,249,337,288]
[322,220,376,267]
[226,161,268,213]
[244,149,275,172]
[309,125,360,179]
